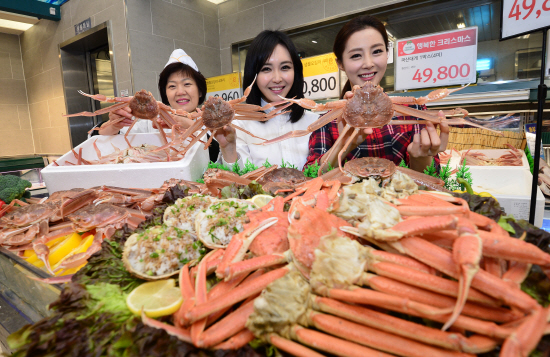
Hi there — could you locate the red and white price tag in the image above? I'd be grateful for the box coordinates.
[395,27,477,91]
[502,0,550,40]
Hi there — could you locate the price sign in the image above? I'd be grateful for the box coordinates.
[301,53,340,100]
[501,0,550,40]
[395,27,477,91]
[206,73,242,101]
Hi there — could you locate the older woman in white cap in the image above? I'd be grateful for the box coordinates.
[98,49,206,137]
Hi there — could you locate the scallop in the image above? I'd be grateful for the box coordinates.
[194,198,257,249]
[163,194,218,233]
[122,225,204,280]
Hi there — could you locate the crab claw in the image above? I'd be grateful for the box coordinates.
[33,241,54,275]
[442,219,482,331]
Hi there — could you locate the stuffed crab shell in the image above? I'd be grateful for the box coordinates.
[195,198,257,249]
[163,194,218,233]
[123,225,204,280]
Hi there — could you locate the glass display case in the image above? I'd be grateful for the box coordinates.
[515,47,543,80]
[0,156,47,194]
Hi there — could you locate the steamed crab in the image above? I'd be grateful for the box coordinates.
[152,77,292,157]
[258,82,498,174]
[320,157,446,193]
[64,89,191,147]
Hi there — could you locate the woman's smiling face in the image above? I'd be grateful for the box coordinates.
[165,71,201,112]
[338,27,388,87]
[257,44,295,103]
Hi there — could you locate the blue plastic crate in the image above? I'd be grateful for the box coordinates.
[541,218,550,233]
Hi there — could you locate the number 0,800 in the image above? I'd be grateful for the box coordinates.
[303,76,337,95]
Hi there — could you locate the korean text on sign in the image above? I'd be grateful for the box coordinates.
[395,27,477,91]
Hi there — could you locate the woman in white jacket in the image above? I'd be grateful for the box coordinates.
[216,30,318,170]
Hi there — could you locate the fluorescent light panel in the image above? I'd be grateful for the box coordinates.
[0,18,34,31]
[206,0,227,3]
[476,58,492,71]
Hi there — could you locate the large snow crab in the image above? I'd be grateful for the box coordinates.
[152,77,293,158]
[64,89,190,147]
[258,82,498,175]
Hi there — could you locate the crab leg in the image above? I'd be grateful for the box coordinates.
[267,333,325,357]
[312,296,497,354]
[362,273,517,323]
[216,217,278,279]
[255,107,345,147]
[441,219,483,331]
[319,287,514,339]
[212,329,255,350]
[229,124,267,140]
[142,310,192,343]
[197,299,255,348]
[389,236,539,312]
[65,101,129,118]
[307,311,475,357]
[390,86,467,105]
[500,306,550,357]
[288,324,395,357]
[185,267,288,323]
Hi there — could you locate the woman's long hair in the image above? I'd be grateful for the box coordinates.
[242,30,305,123]
[333,15,389,98]
[158,62,207,106]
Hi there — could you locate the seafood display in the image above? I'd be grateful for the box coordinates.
[257,82,499,174]
[440,145,525,167]
[5,155,550,356]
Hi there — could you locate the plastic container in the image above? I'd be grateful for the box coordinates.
[444,149,529,171]
[42,133,209,193]
[466,167,544,227]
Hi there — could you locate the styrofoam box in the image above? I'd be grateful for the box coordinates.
[445,149,529,171]
[466,167,544,227]
[42,133,209,193]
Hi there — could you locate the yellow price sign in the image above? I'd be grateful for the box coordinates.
[301,53,340,100]
[206,73,241,94]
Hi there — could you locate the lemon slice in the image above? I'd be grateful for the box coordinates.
[126,279,183,317]
[247,194,273,208]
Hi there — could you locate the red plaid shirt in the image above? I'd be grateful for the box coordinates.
[303,103,440,170]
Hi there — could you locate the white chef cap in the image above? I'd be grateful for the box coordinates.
[165,49,199,72]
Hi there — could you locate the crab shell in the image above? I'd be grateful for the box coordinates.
[129,89,159,119]
[343,82,393,128]
[343,157,397,180]
[201,96,235,130]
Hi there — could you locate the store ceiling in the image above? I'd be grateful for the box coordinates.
[290,0,500,59]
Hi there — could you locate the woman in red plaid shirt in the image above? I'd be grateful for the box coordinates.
[304,15,449,172]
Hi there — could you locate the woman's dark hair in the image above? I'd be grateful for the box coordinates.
[242,30,305,124]
[333,15,389,98]
[158,62,207,106]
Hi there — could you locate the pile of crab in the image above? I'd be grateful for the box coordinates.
[110,157,550,356]
[0,183,188,275]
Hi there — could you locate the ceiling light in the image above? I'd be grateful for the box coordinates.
[0,18,33,31]
[206,0,228,3]
[457,23,465,29]
[0,10,38,35]
[312,40,317,43]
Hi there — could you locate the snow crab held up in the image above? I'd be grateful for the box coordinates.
[258,82,499,174]
[64,89,190,148]
[152,77,293,158]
